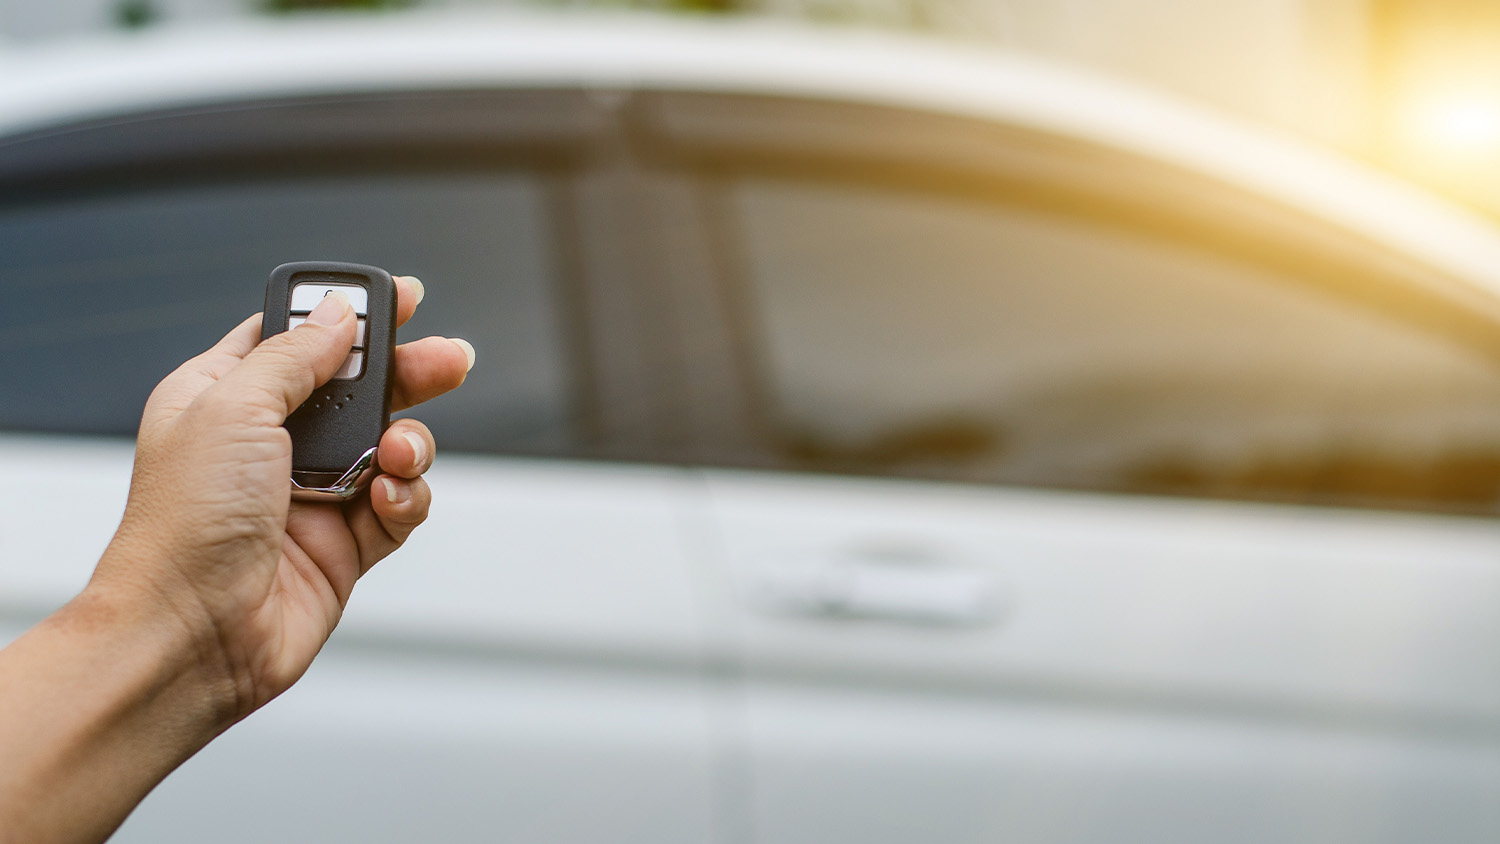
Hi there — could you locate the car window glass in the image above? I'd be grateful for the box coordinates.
[0,173,574,455]
[724,177,1500,514]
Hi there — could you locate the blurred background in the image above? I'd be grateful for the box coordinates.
[6,1,1500,843]
[8,0,1500,218]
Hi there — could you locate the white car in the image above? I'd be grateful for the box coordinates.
[3,12,1500,843]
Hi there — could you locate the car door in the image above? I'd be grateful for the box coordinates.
[641,93,1500,843]
[0,90,726,844]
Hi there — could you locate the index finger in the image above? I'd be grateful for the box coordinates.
[393,275,423,328]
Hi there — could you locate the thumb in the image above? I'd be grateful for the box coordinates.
[200,292,358,428]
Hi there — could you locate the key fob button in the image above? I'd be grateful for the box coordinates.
[288,315,367,346]
[290,282,369,315]
[332,351,364,380]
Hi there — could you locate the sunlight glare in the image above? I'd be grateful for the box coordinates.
[1403,92,1500,157]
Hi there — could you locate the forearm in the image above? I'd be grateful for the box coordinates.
[0,277,454,842]
[0,582,236,844]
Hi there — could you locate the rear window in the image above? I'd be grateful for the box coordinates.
[720,175,1500,513]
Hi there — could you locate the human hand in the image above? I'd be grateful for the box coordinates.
[89,275,472,724]
[0,275,471,844]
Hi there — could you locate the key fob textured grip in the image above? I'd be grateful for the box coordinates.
[262,261,397,498]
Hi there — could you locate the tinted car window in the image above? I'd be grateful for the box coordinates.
[723,176,1500,514]
[0,172,573,455]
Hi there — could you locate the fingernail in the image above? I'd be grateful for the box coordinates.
[382,477,411,504]
[306,291,350,326]
[399,276,425,306]
[449,338,476,372]
[403,430,428,469]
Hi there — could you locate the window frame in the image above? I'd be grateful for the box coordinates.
[0,88,686,464]
[631,91,1500,513]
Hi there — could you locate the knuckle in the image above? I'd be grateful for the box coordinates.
[255,335,315,373]
[187,385,240,422]
[250,342,317,400]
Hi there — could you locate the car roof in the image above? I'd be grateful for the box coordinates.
[4,10,1500,298]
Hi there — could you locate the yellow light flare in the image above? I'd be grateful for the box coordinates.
[1399,91,1500,159]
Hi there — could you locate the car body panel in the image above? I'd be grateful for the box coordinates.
[699,470,1500,721]
[696,472,1500,842]
[114,650,722,844]
[0,445,724,844]
[736,681,1500,844]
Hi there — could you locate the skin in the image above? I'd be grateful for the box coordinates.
[0,276,473,844]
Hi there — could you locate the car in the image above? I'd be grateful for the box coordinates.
[3,10,1500,843]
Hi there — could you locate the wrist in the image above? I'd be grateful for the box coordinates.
[0,574,240,843]
[79,549,247,734]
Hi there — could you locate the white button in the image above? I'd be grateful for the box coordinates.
[332,351,364,380]
[287,316,367,346]
[290,283,368,315]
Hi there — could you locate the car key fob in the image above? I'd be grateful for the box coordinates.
[261,261,397,502]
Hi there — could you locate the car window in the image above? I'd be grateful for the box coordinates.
[718,175,1500,514]
[0,172,576,456]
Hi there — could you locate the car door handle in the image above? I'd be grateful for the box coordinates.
[745,553,1005,628]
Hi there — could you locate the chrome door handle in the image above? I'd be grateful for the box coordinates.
[745,553,1004,628]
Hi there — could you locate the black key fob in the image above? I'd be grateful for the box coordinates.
[261,261,397,502]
